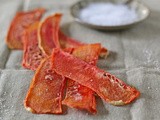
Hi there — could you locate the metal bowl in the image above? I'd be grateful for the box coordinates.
[70,0,150,30]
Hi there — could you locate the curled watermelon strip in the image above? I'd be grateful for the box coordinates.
[52,49,140,105]
[6,8,46,49]
[62,44,101,114]
[22,22,46,70]
[38,13,62,56]
[24,57,65,114]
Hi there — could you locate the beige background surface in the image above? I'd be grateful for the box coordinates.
[0,0,160,120]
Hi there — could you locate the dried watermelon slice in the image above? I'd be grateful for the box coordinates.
[59,31,109,58]
[72,43,101,65]
[38,14,62,55]
[24,57,65,114]
[62,44,101,114]
[6,8,46,49]
[22,22,46,70]
[52,49,140,105]
[59,31,84,49]
[63,79,97,113]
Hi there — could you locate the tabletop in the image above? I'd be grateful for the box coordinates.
[0,0,160,120]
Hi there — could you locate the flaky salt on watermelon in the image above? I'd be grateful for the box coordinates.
[38,14,62,55]
[24,57,65,114]
[22,22,46,70]
[62,44,101,114]
[52,49,140,105]
[6,8,46,49]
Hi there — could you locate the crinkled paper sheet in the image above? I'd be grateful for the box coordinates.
[0,0,160,120]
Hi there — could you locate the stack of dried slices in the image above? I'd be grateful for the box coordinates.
[6,8,140,114]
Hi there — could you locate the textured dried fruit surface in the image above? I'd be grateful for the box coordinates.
[63,79,97,113]
[38,14,62,55]
[24,57,65,114]
[62,44,101,114]
[72,43,101,65]
[22,22,46,70]
[52,49,140,105]
[6,8,45,49]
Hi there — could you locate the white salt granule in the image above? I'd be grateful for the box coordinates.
[74,93,82,101]
[79,3,138,26]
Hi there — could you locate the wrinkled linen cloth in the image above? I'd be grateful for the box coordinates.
[0,0,160,120]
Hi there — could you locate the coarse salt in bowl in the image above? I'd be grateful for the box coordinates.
[79,3,138,26]
[71,0,150,30]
